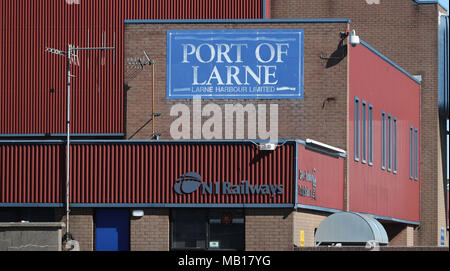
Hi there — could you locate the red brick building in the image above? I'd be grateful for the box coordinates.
[0,0,448,250]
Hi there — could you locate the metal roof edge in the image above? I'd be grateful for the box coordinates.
[413,0,448,12]
[0,139,299,145]
[124,18,351,24]
[0,133,125,138]
[355,211,420,226]
[360,40,422,85]
[69,203,294,208]
[296,139,347,158]
[296,204,344,214]
[70,139,298,145]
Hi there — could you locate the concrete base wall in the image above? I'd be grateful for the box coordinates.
[0,222,64,251]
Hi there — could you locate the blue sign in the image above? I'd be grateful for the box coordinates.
[167,29,304,99]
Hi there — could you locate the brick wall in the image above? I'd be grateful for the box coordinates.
[292,209,327,247]
[124,22,349,150]
[56,208,94,251]
[384,223,415,246]
[270,0,444,246]
[244,208,293,251]
[130,209,169,251]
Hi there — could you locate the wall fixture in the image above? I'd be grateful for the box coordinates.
[349,30,360,47]
[132,210,144,218]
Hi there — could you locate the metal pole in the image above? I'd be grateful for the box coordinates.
[66,45,72,236]
[45,45,115,245]
[152,63,155,135]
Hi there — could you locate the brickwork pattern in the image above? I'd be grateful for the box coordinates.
[124,22,349,150]
[130,208,169,251]
[384,223,410,246]
[244,208,293,251]
[292,210,327,247]
[56,208,94,251]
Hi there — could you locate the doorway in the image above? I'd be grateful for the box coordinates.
[95,209,130,251]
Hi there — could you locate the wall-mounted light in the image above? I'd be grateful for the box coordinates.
[258,143,277,151]
[132,210,144,218]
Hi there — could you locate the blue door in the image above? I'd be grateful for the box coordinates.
[95,209,130,251]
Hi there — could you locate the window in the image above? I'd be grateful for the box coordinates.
[362,101,367,163]
[170,209,245,251]
[208,209,245,250]
[354,97,360,162]
[381,111,386,170]
[414,128,418,180]
[393,117,398,173]
[410,126,414,179]
[409,127,420,180]
[381,111,398,175]
[387,114,392,172]
[171,209,207,250]
[368,104,373,165]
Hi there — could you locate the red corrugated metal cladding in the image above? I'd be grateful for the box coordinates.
[1,141,294,205]
[297,144,345,211]
[0,143,63,204]
[349,43,421,223]
[0,0,264,136]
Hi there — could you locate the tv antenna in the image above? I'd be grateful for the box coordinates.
[45,44,115,244]
[127,51,161,139]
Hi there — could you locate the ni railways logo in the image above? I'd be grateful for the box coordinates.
[174,172,284,198]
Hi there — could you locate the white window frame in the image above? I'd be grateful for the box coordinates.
[362,101,367,164]
[381,111,386,170]
[354,97,360,162]
[368,104,373,166]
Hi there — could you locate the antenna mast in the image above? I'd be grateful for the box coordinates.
[46,44,115,245]
[127,51,161,139]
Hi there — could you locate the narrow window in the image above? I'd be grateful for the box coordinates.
[387,114,391,172]
[368,104,373,165]
[362,101,367,164]
[414,128,418,180]
[381,111,386,170]
[354,97,360,162]
[410,126,414,179]
[393,117,398,174]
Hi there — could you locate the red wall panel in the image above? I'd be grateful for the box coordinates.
[349,43,421,222]
[0,0,263,136]
[0,143,62,204]
[297,144,345,211]
[70,142,294,205]
[0,141,293,205]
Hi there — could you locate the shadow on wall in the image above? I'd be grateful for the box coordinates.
[325,42,348,68]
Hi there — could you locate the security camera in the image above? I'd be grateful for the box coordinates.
[349,30,360,47]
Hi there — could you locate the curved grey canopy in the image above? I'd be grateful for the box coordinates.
[315,212,389,245]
